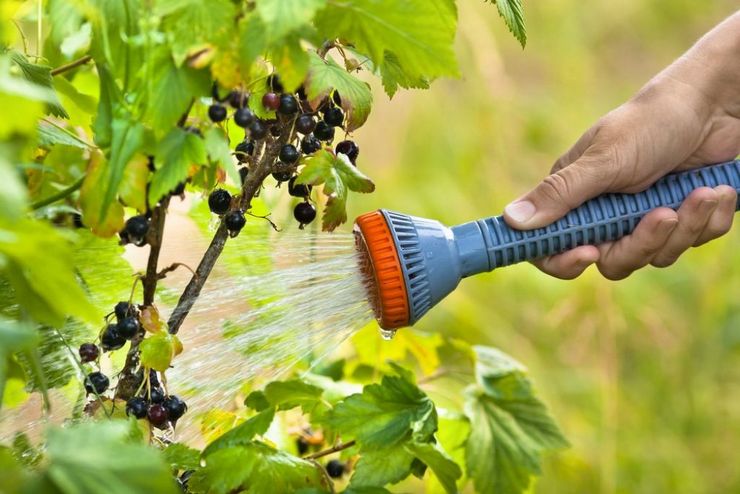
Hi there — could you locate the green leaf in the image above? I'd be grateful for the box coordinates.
[342,488,392,494]
[162,443,201,471]
[379,51,429,98]
[463,346,569,494]
[118,154,150,213]
[263,379,324,411]
[269,36,310,93]
[203,408,276,456]
[92,63,120,148]
[203,127,239,184]
[0,321,37,410]
[190,443,330,494]
[237,14,268,76]
[256,0,327,39]
[149,128,207,204]
[79,150,125,237]
[37,121,91,149]
[305,53,372,131]
[329,368,436,449]
[350,445,415,487]
[245,390,271,411]
[485,0,527,47]
[296,150,374,231]
[88,0,141,80]
[9,51,68,118]
[99,117,145,221]
[45,421,180,494]
[405,442,462,494]
[315,0,459,83]
[140,332,177,372]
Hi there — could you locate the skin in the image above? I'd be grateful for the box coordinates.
[504,11,740,280]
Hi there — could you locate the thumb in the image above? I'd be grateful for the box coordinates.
[504,154,613,229]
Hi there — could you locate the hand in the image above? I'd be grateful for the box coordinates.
[503,12,740,280]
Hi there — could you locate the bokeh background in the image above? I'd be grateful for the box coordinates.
[344,1,740,493]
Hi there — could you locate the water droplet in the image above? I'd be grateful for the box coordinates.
[379,328,396,341]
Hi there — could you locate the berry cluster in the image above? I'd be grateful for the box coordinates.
[208,74,361,231]
[77,301,188,429]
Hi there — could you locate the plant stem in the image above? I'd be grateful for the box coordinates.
[50,55,93,76]
[305,440,357,460]
[30,175,85,210]
[167,118,296,335]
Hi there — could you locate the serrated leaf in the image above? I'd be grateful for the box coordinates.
[296,150,374,231]
[118,153,149,213]
[256,0,327,39]
[37,121,90,149]
[140,332,176,372]
[45,421,179,494]
[405,442,462,494]
[162,443,201,471]
[203,408,276,456]
[92,63,120,148]
[305,53,372,131]
[190,443,329,494]
[329,369,436,449]
[9,51,68,118]
[464,346,569,494]
[486,0,527,47]
[350,445,415,487]
[263,379,324,411]
[315,0,459,83]
[379,51,429,98]
[150,128,207,204]
[269,35,309,93]
[245,390,271,411]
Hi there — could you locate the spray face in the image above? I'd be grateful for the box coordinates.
[354,210,466,330]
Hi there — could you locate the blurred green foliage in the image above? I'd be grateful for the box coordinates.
[345,1,740,492]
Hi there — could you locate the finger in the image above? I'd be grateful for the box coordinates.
[651,187,718,268]
[596,208,678,280]
[695,185,737,246]
[550,125,599,173]
[504,149,615,230]
[532,246,600,280]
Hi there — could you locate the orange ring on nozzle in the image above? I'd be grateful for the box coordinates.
[354,210,410,329]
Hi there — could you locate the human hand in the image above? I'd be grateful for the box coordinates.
[504,12,740,280]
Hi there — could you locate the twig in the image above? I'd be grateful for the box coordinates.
[50,55,93,76]
[156,262,197,280]
[247,211,281,232]
[305,440,356,460]
[167,117,297,335]
[30,175,85,210]
[142,198,170,305]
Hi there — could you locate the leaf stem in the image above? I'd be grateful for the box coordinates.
[30,175,85,210]
[305,440,356,460]
[50,54,92,76]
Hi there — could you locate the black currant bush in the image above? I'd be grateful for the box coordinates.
[0,1,571,494]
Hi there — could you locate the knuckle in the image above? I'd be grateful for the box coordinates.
[651,255,678,268]
[597,263,630,281]
[539,172,576,208]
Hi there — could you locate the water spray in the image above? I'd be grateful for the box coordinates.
[354,159,740,331]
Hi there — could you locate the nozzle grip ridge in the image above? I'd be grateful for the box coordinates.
[477,159,740,269]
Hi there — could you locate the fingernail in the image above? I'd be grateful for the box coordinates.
[699,199,718,212]
[660,218,679,233]
[505,200,536,223]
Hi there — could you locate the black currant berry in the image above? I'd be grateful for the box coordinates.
[163,395,188,422]
[288,177,311,198]
[125,215,149,238]
[126,396,149,419]
[208,104,227,123]
[78,343,99,363]
[335,140,359,164]
[294,202,317,226]
[149,387,165,404]
[323,107,344,127]
[234,107,255,128]
[114,301,135,321]
[279,144,300,164]
[118,317,140,339]
[313,121,335,142]
[266,74,284,93]
[250,119,268,140]
[101,324,126,351]
[272,170,293,183]
[239,167,249,185]
[262,92,280,111]
[301,135,322,155]
[228,90,246,109]
[297,437,309,455]
[295,114,316,135]
[208,189,232,215]
[224,211,246,237]
[278,94,298,115]
[147,404,169,427]
[235,140,255,162]
[326,459,345,478]
[85,371,109,395]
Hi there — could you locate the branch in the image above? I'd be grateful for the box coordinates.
[50,55,93,76]
[305,440,356,460]
[30,175,85,210]
[167,117,296,335]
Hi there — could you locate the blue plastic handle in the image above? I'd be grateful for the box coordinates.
[474,159,740,269]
